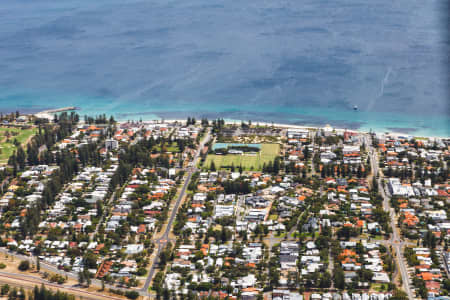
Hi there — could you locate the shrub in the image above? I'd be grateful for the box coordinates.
[125,291,139,300]
[49,274,67,284]
[136,267,147,276]
[18,260,30,271]
[0,263,6,269]
[109,289,124,296]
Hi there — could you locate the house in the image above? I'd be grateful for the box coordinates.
[105,138,119,150]
[232,274,257,289]
[280,255,297,269]
[372,272,390,283]
[125,244,144,254]
[214,205,234,218]
[302,217,319,232]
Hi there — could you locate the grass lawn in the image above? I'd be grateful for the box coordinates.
[371,283,389,292]
[0,126,38,164]
[204,143,280,171]
[153,142,180,153]
[212,224,222,231]
[269,214,278,221]
[275,232,286,238]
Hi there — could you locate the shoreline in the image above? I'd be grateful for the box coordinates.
[137,118,448,140]
[29,109,448,140]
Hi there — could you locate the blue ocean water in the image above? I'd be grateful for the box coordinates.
[0,0,449,136]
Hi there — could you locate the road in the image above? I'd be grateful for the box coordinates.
[93,191,116,241]
[0,246,150,297]
[0,248,79,281]
[310,130,316,176]
[0,271,124,300]
[366,134,414,299]
[142,129,211,291]
[0,130,212,298]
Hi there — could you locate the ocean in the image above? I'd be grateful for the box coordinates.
[0,0,449,136]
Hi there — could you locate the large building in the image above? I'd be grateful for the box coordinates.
[105,138,119,150]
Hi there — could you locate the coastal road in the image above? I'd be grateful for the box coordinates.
[366,135,414,299]
[142,129,211,291]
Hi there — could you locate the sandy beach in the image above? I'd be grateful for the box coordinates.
[31,109,447,140]
[151,119,447,140]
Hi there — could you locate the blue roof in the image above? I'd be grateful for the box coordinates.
[212,143,261,151]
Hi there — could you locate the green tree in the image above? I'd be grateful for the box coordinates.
[78,271,85,286]
[1,284,10,296]
[36,257,40,272]
[333,266,345,289]
[390,289,408,300]
[319,271,332,288]
[16,146,26,170]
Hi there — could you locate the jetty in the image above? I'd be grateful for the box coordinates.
[38,106,78,114]
[33,106,78,120]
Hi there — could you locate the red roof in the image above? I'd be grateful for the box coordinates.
[437,190,449,197]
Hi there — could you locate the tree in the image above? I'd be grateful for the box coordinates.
[78,271,85,286]
[31,283,76,300]
[424,230,437,249]
[8,287,18,300]
[16,146,26,170]
[18,288,25,300]
[333,266,345,289]
[1,284,10,296]
[390,289,408,300]
[85,269,91,287]
[210,161,216,171]
[319,271,332,288]
[96,200,104,217]
[83,252,98,269]
[36,257,40,272]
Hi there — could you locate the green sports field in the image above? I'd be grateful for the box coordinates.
[0,127,38,164]
[204,143,280,170]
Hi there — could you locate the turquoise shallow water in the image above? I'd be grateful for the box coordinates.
[0,0,449,136]
[2,90,448,137]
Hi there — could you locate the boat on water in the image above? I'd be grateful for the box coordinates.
[353,105,358,111]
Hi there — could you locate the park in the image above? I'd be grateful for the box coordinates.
[204,143,280,171]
